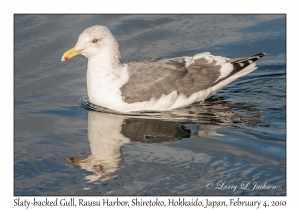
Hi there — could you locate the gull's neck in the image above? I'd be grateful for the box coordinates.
[88,45,122,72]
[86,46,127,107]
[87,47,123,89]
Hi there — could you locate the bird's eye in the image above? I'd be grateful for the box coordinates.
[92,39,98,43]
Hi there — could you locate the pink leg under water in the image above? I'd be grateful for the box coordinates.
[200,101,229,109]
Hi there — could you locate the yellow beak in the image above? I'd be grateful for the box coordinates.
[61,47,83,62]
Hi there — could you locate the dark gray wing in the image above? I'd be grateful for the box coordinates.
[120,57,222,103]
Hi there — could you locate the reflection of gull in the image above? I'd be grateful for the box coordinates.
[70,112,130,182]
[68,104,259,182]
[62,25,265,113]
[69,111,192,182]
[196,125,224,137]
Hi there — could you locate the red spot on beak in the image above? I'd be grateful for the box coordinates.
[65,57,70,61]
[69,157,77,162]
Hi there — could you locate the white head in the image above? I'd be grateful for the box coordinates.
[62,25,120,61]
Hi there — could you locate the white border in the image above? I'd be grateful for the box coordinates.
[4,0,294,209]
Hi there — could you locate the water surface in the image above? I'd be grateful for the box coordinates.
[14,14,286,195]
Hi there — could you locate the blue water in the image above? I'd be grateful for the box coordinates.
[14,14,286,195]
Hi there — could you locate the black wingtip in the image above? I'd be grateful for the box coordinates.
[252,52,267,57]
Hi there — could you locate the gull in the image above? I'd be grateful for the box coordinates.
[62,25,265,113]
